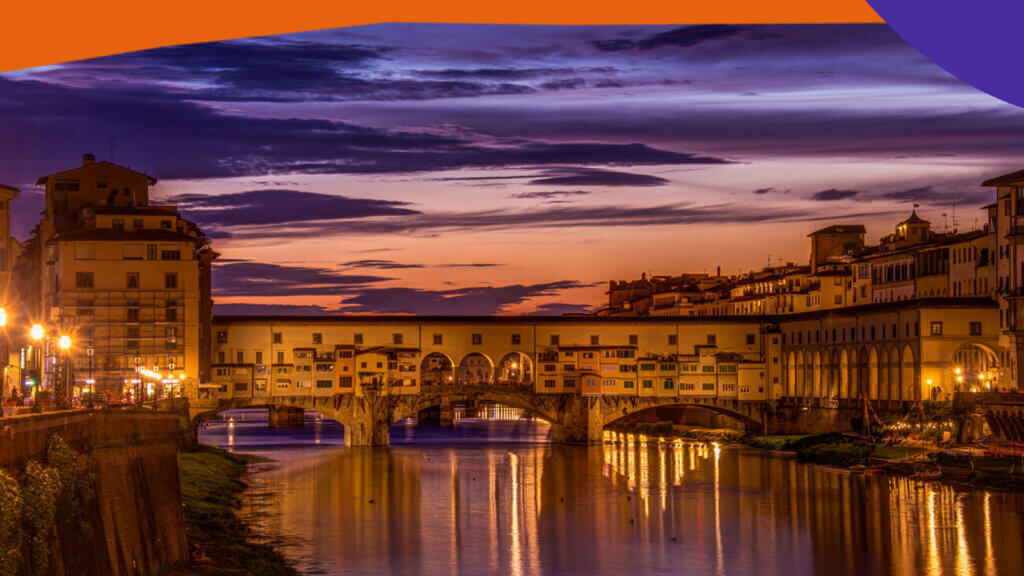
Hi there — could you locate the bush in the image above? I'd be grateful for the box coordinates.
[797,442,869,466]
[746,435,807,450]
[0,471,23,576]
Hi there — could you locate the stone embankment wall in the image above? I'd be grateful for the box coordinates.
[0,410,188,576]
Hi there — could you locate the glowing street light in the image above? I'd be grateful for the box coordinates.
[30,324,43,341]
[59,335,71,350]
[0,308,7,327]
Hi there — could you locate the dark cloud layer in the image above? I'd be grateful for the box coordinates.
[811,189,861,201]
[213,260,388,297]
[172,190,420,230]
[527,168,671,187]
[336,281,593,314]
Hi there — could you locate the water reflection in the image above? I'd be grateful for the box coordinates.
[208,424,1024,576]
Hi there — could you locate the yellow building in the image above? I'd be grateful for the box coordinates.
[29,154,216,400]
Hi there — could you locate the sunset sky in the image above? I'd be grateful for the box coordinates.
[1,24,1022,315]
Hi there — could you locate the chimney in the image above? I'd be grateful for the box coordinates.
[716,265,721,277]
[83,153,96,165]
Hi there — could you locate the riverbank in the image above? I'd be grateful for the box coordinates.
[163,445,298,576]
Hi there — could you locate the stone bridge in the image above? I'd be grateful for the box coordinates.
[958,392,1024,441]
[192,386,771,446]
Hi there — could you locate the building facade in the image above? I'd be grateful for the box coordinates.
[24,154,216,399]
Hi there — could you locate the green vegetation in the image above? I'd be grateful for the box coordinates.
[871,445,931,461]
[165,445,297,576]
[797,442,869,467]
[0,435,96,576]
[745,435,808,451]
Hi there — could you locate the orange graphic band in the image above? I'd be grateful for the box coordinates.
[2,1,881,72]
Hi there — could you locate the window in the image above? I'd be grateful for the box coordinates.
[126,326,139,339]
[550,335,560,346]
[165,306,177,322]
[668,334,678,346]
[511,334,521,345]
[563,364,575,371]
[338,376,353,386]
[354,333,364,345]
[217,330,228,343]
[663,378,674,389]
[543,379,557,388]
[393,333,404,345]
[602,379,616,387]
[160,249,181,260]
[746,333,755,345]
[146,244,158,260]
[707,334,717,346]
[126,273,139,289]
[236,351,244,364]
[112,219,125,231]
[75,272,94,288]
[970,322,982,336]
[217,351,226,364]
[272,332,282,344]
[132,219,143,230]
[627,334,638,345]
[563,378,575,388]
[702,382,715,391]
[640,363,656,371]
[255,351,263,365]
[254,379,267,391]
[702,365,715,373]
[316,380,333,388]
[161,219,172,229]
[642,379,654,388]
[164,273,177,289]
[930,321,943,336]
[590,335,600,346]
[276,351,284,363]
[472,333,482,345]
[126,307,139,322]
[313,333,323,345]
[624,380,635,389]
[123,245,143,260]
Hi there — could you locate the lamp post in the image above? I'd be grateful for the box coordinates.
[30,324,43,407]
[0,308,6,405]
[58,335,71,409]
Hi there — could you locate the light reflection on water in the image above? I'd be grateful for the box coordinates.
[200,419,1024,576]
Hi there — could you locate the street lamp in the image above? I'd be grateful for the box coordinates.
[57,335,72,409]
[30,324,43,407]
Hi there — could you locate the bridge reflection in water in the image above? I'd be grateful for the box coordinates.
[203,424,1024,576]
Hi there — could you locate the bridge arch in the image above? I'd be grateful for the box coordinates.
[457,352,494,385]
[496,351,533,387]
[795,350,805,397]
[421,352,455,386]
[602,399,765,434]
[951,343,999,388]
[389,386,559,425]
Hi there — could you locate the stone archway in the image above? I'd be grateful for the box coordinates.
[795,350,805,397]
[951,343,1000,390]
[868,347,879,399]
[496,352,533,387]
[812,351,823,398]
[457,353,494,385]
[420,352,454,386]
[839,348,850,398]
[900,345,916,401]
[786,351,796,396]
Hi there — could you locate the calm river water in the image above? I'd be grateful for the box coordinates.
[200,413,1024,576]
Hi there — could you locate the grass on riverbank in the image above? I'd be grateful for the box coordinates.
[162,445,297,576]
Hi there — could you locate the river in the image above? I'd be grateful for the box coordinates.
[200,411,1024,576]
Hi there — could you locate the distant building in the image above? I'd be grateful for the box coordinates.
[21,154,216,399]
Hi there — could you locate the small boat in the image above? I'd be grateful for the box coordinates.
[910,464,943,481]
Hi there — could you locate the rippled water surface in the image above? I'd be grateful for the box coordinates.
[200,414,1024,576]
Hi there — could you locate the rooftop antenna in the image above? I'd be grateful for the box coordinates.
[952,203,959,233]
[108,138,116,163]
[942,212,949,233]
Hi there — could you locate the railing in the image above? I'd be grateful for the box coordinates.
[957,391,1024,405]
